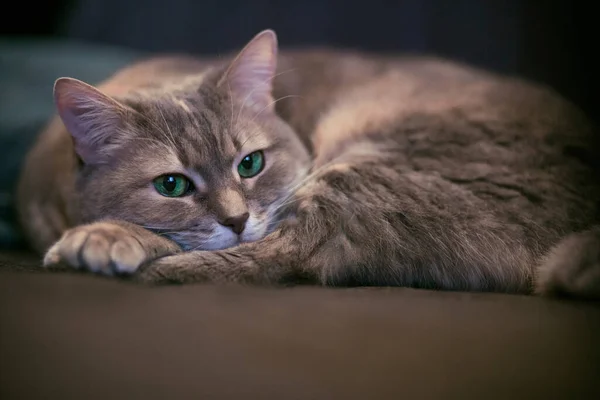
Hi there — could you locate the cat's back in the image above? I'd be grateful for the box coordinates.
[295,50,600,243]
[281,49,597,159]
[277,49,590,132]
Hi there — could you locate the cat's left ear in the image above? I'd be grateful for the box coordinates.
[219,29,278,112]
[54,77,129,164]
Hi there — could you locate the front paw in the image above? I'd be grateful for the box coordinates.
[44,222,152,275]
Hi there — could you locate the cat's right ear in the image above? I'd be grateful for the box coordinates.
[218,30,278,113]
[54,77,128,165]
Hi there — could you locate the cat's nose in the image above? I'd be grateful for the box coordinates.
[219,212,249,235]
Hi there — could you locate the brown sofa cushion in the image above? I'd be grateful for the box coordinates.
[1,251,599,399]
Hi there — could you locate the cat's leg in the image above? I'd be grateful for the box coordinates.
[43,220,182,275]
[135,164,533,292]
[535,226,600,299]
[135,227,302,285]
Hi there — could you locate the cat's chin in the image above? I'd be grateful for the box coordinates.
[179,223,268,251]
[195,233,240,251]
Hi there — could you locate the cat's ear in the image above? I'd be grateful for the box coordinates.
[54,77,128,164]
[219,29,278,112]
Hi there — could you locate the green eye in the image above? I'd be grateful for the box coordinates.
[153,174,191,197]
[237,151,265,178]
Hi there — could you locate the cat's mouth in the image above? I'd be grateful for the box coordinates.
[173,219,267,251]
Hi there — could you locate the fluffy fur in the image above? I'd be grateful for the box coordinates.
[17,30,600,298]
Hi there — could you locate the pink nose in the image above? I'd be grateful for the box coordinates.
[219,212,249,235]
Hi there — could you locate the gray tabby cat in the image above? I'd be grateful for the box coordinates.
[17,30,600,298]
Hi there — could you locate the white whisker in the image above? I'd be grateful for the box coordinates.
[227,81,235,134]
[156,106,178,149]
[234,68,298,127]
[233,94,301,149]
[237,126,269,151]
[249,94,302,125]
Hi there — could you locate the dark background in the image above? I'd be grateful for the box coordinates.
[1,0,597,121]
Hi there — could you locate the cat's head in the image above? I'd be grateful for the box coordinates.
[53,30,310,250]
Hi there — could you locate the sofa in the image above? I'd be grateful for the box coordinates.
[2,249,600,399]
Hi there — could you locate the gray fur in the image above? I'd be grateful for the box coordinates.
[17,30,600,298]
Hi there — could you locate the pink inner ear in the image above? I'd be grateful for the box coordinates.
[224,30,278,112]
[54,78,125,164]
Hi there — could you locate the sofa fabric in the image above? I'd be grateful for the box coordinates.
[1,255,599,399]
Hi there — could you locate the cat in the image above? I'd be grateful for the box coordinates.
[16,29,600,298]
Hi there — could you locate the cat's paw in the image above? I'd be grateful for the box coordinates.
[44,222,151,275]
[536,228,600,300]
